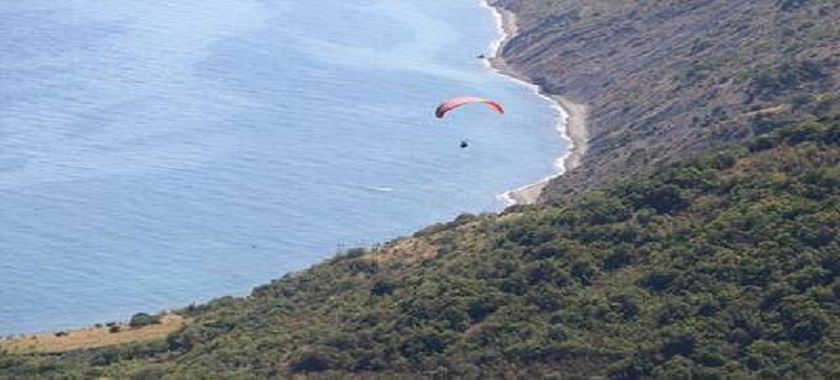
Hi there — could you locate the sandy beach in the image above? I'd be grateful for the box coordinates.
[482,1,589,205]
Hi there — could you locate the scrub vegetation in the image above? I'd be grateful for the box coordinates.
[2,119,838,379]
[3,0,840,378]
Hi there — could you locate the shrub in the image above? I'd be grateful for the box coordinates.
[129,313,160,328]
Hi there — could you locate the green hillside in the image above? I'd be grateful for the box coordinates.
[3,120,838,378]
[3,1,840,378]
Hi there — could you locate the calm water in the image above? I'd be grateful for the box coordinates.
[0,0,564,334]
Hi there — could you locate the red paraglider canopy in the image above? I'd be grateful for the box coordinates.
[435,96,504,118]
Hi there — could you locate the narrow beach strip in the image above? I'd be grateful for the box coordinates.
[479,1,589,205]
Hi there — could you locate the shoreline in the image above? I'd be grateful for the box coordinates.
[2,2,580,341]
[480,1,589,205]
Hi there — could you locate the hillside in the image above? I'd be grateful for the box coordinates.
[3,121,838,378]
[3,1,840,378]
[490,0,840,198]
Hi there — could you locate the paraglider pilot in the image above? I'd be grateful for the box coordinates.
[435,96,504,150]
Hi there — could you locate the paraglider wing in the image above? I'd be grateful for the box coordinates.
[435,96,504,118]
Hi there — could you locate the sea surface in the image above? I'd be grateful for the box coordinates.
[0,0,564,334]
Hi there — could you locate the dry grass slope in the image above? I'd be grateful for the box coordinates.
[0,314,189,354]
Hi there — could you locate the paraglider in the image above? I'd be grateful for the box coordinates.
[435,96,504,119]
[435,96,504,149]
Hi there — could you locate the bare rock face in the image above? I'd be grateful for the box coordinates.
[492,0,840,199]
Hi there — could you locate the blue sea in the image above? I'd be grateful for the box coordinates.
[0,0,564,334]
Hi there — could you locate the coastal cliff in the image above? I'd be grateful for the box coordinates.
[489,0,840,200]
